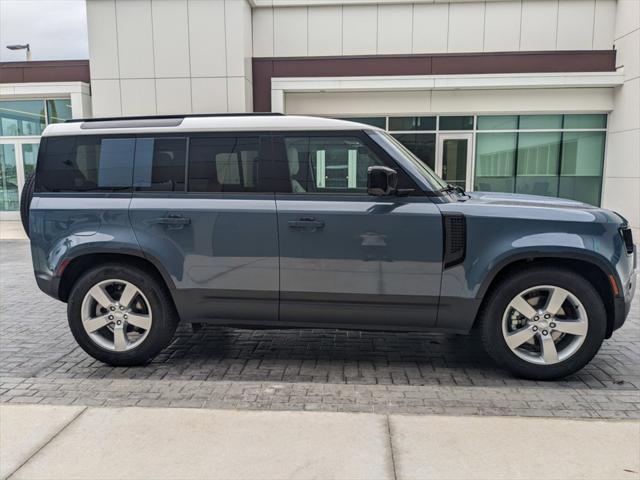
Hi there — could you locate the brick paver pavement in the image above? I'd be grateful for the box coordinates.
[1,240,638,418]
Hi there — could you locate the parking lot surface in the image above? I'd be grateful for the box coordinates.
[1,240,638,418]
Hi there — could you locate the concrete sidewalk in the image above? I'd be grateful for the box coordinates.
[1,405,638,480]
[0,222,26,241]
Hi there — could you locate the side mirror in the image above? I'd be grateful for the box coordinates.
[367,166,398,196]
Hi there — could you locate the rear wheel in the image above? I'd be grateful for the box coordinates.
[67,264,178,366]
[480,267,606,380]
[20,173,35,238]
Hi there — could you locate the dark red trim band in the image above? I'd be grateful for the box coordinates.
[0,60,90,84]
[252,50,616,112]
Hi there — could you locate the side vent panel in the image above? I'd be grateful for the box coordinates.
[443,212,466,269]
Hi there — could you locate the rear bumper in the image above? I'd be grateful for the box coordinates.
[35,271,62,301]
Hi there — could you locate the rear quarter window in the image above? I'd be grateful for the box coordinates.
[36,135,135,192]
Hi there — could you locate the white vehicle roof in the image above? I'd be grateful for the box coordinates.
[42,114,379,137]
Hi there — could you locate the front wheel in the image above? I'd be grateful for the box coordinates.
[67,264,178,366]
[480,267,606,380]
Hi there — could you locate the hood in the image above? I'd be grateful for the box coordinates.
[464,191,597,210]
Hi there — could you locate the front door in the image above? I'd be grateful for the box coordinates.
[275,132,443,329]
[437,133,473,191]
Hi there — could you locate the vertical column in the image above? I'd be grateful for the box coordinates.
[602,0,640,236]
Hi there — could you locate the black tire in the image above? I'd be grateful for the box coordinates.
[67,263,178,366]
[479,267,606,380]
[20,172,35,238]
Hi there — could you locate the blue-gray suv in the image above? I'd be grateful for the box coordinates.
[23,114,636,380]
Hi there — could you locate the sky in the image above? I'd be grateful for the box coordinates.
[0,0,88,62]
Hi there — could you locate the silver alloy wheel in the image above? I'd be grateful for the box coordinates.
[80,279,152,352]
[501,285,588,365]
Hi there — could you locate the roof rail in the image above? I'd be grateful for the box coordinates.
[66,112,285,123]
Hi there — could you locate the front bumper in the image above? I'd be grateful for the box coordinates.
[612,247,637,334]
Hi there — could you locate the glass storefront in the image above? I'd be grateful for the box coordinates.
[0,99,72,212]
[475,114,607,206]
[337,114,608,206]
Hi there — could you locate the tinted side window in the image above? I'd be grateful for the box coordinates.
[284,136,384,193]
[188,137,260,192]
[36,136,135,192]
[133,137,187,191]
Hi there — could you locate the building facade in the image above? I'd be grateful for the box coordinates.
[0,61,91,219]
[29,0,640,235]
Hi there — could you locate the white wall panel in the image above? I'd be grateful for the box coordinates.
[615,29,640,81]
[90,80,122,117]
[608,78,640,133]
[191,78,228,113]
[614,0,640,39]
[412,3,449,53]
[431,88,613,113]
[188,0,226,77]
[252,8,274,57]
[605,130,640,178]
[557,0,595,50]
[378,4,413,54]
[602,178,640,230]
[308,6,342,56]
[227,77,252,112]
[87,0,119,79]
[520,0,559,51]
[342,5,377,55]
[115,0,155,78]
[274,7,308,56]
[156,78,191,114]
[120,79,156,115]
[152,0,190,78]
[225,0,252,78]
[593,0,616,49]
[284,90,431,115]
[448,1,485,52]
[484,1,521,52]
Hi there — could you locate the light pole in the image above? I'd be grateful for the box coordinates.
[6,44,31,61]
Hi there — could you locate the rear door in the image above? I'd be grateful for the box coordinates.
[274,131,443,329]
[129,133,280,323]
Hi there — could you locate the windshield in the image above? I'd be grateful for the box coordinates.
[369,130,448,191]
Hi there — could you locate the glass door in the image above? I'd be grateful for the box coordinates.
[437,133,473,191]
[0,138,40,217]
[0,142,19,212]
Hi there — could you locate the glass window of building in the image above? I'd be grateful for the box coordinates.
[439,116,474,130]
[474,114,607,205]
[0,100,46,136]
[388,116,436,131]
[519,115,563,130]
[559,131,605,206]
[515,132,561,197]
[477,115,518,130]
[336,117,386,129]
[475,133,517,193]
[46,99,73,124]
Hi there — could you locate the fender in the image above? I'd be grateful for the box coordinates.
[476,246,622,300]
[436,230,623,333]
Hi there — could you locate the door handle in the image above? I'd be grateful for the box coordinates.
[288,217,325,229]
[149,214,191,226]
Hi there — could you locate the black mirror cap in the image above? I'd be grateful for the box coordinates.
[367,165,398,196]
